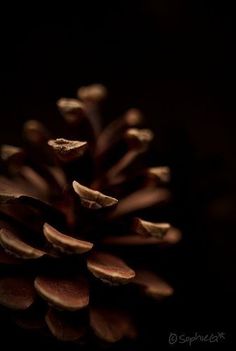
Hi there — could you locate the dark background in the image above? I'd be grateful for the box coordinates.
[0,1,235,349]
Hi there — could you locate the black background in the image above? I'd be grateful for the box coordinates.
[0,1,235,349]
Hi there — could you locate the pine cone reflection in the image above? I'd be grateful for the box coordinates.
[0,84,181,344]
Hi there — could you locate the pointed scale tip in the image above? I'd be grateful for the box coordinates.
[133,270,174,299]
[87,251,135,285]
[48,138,87,162]
[77,84,107,102]
[133,218,171,238]
[23,120,49,144]
[0,144,24,163]
[43,223,93,254]
[125,128,154,151]
[0,228,46,260]
[72,181,118,209]
[34,275,89,311]
[57,98,86,124]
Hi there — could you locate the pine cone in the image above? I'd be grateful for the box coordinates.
[0,84,181,345]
